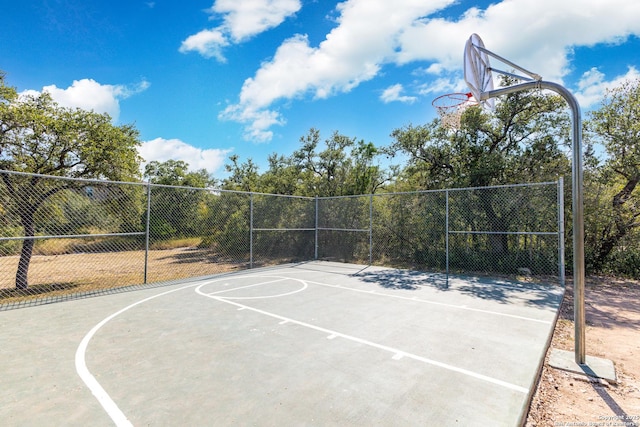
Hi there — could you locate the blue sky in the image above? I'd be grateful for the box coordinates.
[2,0,640,178]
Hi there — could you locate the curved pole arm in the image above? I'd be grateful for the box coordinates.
[482,81,586,364]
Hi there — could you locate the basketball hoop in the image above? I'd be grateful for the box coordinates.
[431,92,477,129]
[462,33,594,369]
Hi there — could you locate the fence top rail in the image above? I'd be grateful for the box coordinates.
[148,182,228,193]
[150,186,316,199]
[367,180,560,198]
[1,169,560,200]
[317,194,372,200]
[253,227,316,232]
[0,169,148,187]
[249,192,314,200]
[448,230,559,236]
[0,232,146,241]
[444,180,559,193]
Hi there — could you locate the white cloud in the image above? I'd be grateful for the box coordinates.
[180,0,301,60]
[575,66,640,109]
[139,138,232,175]
[179,29,228,61]
[219,105,285,143]
[17,89,41,100]
[222,0,452,141]
[218,0,640,142]
[396,0,640,83]
[21,79,150,121]
[213,0,301,42]
[417,77,465,97]
[381,84,417,104]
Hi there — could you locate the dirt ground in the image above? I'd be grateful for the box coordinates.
[525,277,640,426]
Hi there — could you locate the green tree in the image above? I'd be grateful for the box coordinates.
[290,128,387,196]
[347,139,387,195]
[144,160,211,187]
[387,83,570,189]
[221,128,387,197]
[144,160,212,239]
[259,153,303,195]
[222,155,260,192]
[0,73,141,289]
[585,78,640,273]
[386,81,571,259]
[211,128,388,264]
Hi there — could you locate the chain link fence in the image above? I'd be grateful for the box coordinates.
[318,181,564,281]
[251,193,316,265]
[1,170,563,308]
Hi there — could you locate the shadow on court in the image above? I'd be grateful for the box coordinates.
[351,266,562,310]
[454,276,564,309]
[354,268,449,291]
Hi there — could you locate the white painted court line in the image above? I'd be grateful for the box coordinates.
[200,276,308,300]
[259,268,558,324]
[290,278,554,324]
[74,272,310,426]
[75,269,542,425]
[206,277,291,295]
[75,283,199,427]
[195,284,528,394]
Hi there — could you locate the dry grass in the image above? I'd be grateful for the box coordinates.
[0,247,244,304]
[28,236,203,255]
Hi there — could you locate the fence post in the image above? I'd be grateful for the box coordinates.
[315,196,318,260]
[445,189,450,279]
[369,194,373,265]
[144,181,151,284]
[558,177,566,288]
[250,193,254,269]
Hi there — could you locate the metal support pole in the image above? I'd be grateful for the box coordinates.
[315,196,319,260]
[249,193,254,269]
[445,190,449,279]
[369,194,373,265]
[558,177,566,289]
[484,81,585,364]
[144,182,152,284]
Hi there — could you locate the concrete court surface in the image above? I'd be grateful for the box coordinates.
[0,261,564,426]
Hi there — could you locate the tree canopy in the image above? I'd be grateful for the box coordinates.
[221,128,388,197]
[0,71,142,289]
[1,95,140,180]
[386,81,571,190]
[584,78,640,273]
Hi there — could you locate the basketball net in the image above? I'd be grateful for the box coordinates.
[431,92,477,130]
